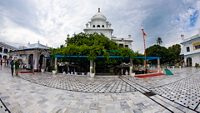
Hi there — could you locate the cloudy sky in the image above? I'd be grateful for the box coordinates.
[0,0,200,53]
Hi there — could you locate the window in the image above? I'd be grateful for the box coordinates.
[119,44,123,47]
[97,25,100,28]
[186,47,190,52]
[194,45,200,50]
[125,45,129,48]
[0,47,2,52]
[93,25,95,28]
[102,25,104,28]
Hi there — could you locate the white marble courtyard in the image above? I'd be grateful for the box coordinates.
[0,66,200,113]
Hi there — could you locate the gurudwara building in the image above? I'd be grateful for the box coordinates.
[180,30,200,67]
[84,8,133,48]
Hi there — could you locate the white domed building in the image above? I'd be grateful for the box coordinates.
[84,8,133,48]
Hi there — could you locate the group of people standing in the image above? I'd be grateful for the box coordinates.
[10,59,20,77]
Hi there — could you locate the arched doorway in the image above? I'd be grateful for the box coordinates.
[186,57,192,67]
[28,54,34,69]
[39,54,44,71]
[3,55,7,60]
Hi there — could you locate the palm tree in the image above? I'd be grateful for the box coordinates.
[156,37,163,45]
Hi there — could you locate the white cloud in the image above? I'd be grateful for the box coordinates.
[0,0,200,53]
[0,17,48,47]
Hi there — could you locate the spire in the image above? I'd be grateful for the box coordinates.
[98,8,100,12]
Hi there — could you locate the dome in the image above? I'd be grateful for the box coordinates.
[91,8,107,21]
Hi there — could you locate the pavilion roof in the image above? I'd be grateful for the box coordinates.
[18,42,49,50]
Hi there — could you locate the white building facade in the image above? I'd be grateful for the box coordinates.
[84,8,133,48]
[0,42,16,63]
[11,42,50,71]
[180,31,200,66]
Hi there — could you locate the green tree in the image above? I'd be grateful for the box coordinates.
[146,45,169,64]
[53,32,135,60]
[168,44,181,65]
[146,44,181,65]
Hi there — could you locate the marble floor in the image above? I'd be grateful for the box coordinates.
[0,66,199,113]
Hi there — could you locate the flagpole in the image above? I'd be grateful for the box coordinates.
[141,29,147,73]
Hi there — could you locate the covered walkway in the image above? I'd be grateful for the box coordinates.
[52,55,161,77]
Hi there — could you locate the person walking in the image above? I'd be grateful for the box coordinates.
[10,60,14,77]
[15,59,20,76]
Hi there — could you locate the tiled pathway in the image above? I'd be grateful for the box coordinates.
[20,74,137,93]
[123,68,200,112]
[0,66,171,113]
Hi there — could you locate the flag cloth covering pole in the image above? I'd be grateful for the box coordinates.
[141,29,147,72]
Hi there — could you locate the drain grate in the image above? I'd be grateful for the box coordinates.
[143,91,156,97]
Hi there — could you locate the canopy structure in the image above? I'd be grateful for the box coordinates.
[53,54,161,77]
[54,55,130,59]
[134,56,160,60]
[54,55,159,60]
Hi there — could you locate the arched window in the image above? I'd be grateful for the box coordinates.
[97,25,100,28]
[93,25,95,28]
[4,49,8,53]
[102,25,104,28]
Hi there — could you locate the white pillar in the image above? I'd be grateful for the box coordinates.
[33,54,38,70]
[55,57,57,72]
[2,47,4,62]
[157,58,161,72]
[90,60,95,77]
[94,62,96,74]
[43,57,46,70]
[121,68,123,75]
[129,59,133,75]
[2,47,4,53]
[90,60,92,74]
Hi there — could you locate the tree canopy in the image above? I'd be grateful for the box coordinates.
[146,44,181,65]
[168,44,181,65]
[146,45,169,64]
[51,33,136,60]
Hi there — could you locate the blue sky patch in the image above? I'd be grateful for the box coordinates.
[190,10,199,27]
